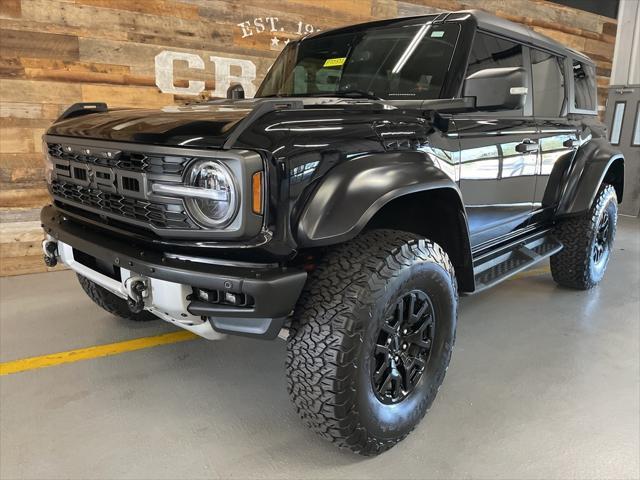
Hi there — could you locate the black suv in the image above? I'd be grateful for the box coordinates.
[41,10,624,455]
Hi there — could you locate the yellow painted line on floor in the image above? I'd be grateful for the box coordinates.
[0,330,197,376]
[0,265,553,376]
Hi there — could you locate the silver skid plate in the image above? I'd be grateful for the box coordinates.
[57,241,224,340]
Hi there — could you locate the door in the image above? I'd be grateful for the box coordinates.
[530,49,579,225]
[455,32,538,248]
[604,86,640,216]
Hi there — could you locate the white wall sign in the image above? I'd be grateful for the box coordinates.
[155,18,319,98]
[236,17,319,50]
[155,51,257,97]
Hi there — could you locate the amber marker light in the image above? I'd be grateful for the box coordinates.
[252,171,263,214]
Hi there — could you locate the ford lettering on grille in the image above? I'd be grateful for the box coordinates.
[54,158,148,200]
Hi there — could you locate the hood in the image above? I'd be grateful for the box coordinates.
[46,98,394,149]
[47,100,259,149]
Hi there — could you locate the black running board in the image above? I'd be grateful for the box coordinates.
[469,230,563,294]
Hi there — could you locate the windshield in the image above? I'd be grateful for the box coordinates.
[256,21,461,100]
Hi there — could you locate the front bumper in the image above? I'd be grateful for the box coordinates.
[41,205,307,339]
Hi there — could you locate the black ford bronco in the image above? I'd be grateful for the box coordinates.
[41,11,624,455]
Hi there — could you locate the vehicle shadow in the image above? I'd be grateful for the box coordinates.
[135,331,372,469]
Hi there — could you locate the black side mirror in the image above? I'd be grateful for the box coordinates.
[227,84,245,100]
[463,67,528,110]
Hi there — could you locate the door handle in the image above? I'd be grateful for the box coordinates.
[515,139,538,153]
[563,138,576,148]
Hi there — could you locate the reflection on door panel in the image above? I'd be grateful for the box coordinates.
[533,124,579,223]
[459,145,498,179]
[456,119,538,247]
[502,141,537,177]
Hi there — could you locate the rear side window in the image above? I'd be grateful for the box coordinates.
[531,49,565,117]
[573,60,597,111]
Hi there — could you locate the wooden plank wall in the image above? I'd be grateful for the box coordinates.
[0,0,617,276]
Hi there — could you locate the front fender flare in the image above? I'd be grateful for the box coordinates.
[296,152,464,247]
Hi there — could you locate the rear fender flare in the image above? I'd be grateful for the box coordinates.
[557,138,624,216]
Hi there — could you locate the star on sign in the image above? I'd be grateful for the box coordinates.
[284,38,290,45]
[271,36,280,47]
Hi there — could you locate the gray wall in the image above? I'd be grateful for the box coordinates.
[611,0,640,86]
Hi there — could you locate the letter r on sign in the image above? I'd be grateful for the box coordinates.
[210,56,257,98]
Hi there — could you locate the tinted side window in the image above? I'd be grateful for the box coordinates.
[465,32,523,111]
[573,60,596,111]
[466,33,523,75]
[531,50,565,117]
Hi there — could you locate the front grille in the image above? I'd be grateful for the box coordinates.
[51,181,192,229]
[47,143,186,175]
[46,141,203,232]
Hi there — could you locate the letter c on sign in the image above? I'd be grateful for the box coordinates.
[155,51,205,95]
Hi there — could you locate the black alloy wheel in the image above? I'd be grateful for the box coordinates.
[372,290,435,404]
[593,210,611,265]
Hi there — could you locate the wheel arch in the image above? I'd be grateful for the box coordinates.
[295,152,474,292]
[364,189,475,292]
[557,137,624,217]
[602,156,624,202]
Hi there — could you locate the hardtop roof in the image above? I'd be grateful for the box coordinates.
[305,9,593,65]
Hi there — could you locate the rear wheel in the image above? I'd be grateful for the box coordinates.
[286,230,457,455]
[550,184,618,289]
[77,274,158,322]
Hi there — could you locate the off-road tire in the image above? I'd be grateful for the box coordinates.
[550,183,618,289]
[286,230,457,456]
[77,274,158,322]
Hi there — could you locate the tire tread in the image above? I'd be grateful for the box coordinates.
[550,183,617,289]
[77,274,157,322]
[286,230,457,455]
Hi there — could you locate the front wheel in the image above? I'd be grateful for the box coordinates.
[77,274,158,322]
[286,230,457,456]
[551,184,618,290]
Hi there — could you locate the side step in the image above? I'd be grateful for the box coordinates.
[470,230,563,294]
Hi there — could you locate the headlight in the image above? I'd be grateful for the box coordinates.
[184,160,238,228]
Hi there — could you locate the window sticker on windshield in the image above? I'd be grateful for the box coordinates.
[430,31,445,38]
[323,57,346,68]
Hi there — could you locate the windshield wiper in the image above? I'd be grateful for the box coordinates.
[295,90,381,100]
[332,89,381,100]
[256,90,382,100]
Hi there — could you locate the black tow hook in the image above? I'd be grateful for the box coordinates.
[42,240,58,267]
[125,278,148,313]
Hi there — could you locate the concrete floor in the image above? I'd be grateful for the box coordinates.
[1,217,638,480]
